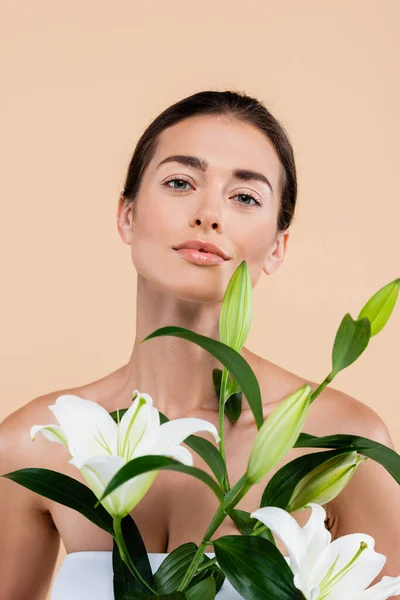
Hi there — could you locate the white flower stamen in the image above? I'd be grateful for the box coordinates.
[319,542,368,599]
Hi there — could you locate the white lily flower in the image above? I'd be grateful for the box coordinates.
[250,503,400,600]
[31,390,220,518]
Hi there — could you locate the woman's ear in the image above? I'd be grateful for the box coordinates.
[116,194,134,245]
[263,229,290,276]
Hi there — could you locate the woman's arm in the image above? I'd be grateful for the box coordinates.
[326,391,400,593]
[0,401,61,600]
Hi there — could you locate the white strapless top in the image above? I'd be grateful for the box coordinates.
[51,551,244,599]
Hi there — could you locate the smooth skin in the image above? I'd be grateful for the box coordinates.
[1,115,399,599]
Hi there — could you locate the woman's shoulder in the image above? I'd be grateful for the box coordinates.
[0,389,72,469]
[0,364,129,463]
[252,349,389,442]
[0,374,106,464]
[1,364,125,431]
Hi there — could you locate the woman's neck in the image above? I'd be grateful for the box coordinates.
[121,277,228,419]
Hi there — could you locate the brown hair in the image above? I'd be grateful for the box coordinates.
[121,90,297,233]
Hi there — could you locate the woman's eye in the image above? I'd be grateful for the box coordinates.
[163,178,192,191]
[163,178,262,207]
[234,193,262,207]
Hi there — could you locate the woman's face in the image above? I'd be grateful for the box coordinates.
[117,114,290,303]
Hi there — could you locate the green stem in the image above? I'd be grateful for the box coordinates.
[219,396,227,481]
[250,523,268,536]
[177,476,253,592]
[310,372,334,403]
[223,473,247,507]
[224,481,252,513]
[113,517,157,595]
[219,368,231,493]
[176,505,225,592]
[195,557,218,573]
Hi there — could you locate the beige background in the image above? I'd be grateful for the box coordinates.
[1,0,399,595]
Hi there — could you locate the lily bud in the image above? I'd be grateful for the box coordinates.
[287,451,367,512]
[219,260,252,353]
[246,384,313,485]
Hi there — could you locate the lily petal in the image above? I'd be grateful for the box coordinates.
[353,575,400,600]
[49,395,118,460]
[30,424,68,448]
[131,406,161,457]
[154,418,220,455]
[250,506,305,580]
[119,470,159,518]
[70,454,125,517]
[164,445,194,466]
[301,503,332,572]
[118,392,155,461]
[310,533,386,600]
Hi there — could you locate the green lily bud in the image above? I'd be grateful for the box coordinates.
[219,260,252,352]
[358,278,400,337]
[287,451,367,512]
[246,384,313,485]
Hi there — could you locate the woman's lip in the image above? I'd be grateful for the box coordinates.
[174,248,225,265]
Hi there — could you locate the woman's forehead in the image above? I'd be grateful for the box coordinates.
[152,115,281,183]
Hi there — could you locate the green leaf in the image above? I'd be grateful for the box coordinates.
[140,326,263,429]
[213,535,305,599]
[113,539,135,599]
[184,435,227,489]
[212,368,222,401]
[153,543,199,594]
[224,392,243,424]
[99,455,223,506]
[190,563,225,595]
[125,546,219,599]
[295,432,400,484]
[2,468,113,533]
[212,368,243,424]
[185,575,216,600]
[229,508,276,545]
[331,314,371,377]
[219,260,253,353]
[113,515,155,597]
[358,278,400,336]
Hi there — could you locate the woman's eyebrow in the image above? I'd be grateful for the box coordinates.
[156,154,273,194]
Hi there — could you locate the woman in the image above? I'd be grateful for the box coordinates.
[0,90,398,599]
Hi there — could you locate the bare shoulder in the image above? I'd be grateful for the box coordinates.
[308,383,395,447]
[0,390,70,473]
[0,364,125,472]
[253,350,393,445]
[0,391,72,520]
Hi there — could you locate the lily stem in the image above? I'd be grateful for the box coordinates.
[176,477,253,592]
[310,372,334,403]
[250,523,268,536]
[219,368,231,493]
[113,517,157,595]
[195,557,218,573]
